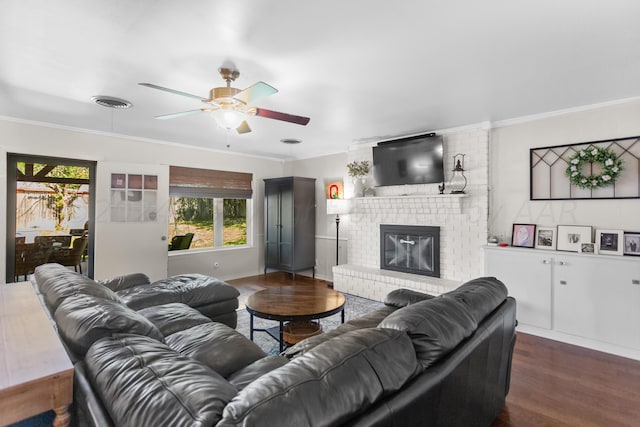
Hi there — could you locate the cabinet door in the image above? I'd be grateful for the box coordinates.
[278,183,293,268]
[554,256,640,349]
[264,183,280,267]
[485,249,552,329]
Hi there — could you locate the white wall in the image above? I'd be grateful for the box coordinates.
[490,100,640,242]
[1,119,283,282]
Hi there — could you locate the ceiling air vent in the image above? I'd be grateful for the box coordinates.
[91,96,132,109]
[280,138,302,144]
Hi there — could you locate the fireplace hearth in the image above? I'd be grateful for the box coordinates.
[380,224,440,277]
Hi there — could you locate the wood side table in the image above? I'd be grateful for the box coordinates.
[246,285,346,352]
[0,282,73,427]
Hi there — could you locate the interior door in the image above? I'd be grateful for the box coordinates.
[94,161,169,281]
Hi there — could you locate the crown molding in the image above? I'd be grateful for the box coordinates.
[0,115,284,162]
[492,96,640,129]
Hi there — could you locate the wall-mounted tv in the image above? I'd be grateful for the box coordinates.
[373,133,444,187]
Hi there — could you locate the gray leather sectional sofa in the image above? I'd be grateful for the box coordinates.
[32,264,516,427]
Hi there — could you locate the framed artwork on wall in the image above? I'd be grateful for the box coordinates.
[325,179,344,199]
[596,229,624,256]
[512,224,536,248]
[623,232,640,256]
[534,226,556,250]
[556,225,592,252]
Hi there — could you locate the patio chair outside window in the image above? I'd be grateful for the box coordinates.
[168,233,194,251]
[48,237,88,273]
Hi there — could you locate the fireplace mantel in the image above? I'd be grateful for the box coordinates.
[351,193,467,214]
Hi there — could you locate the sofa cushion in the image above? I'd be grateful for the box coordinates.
[116,273,239,310]
[228,355,290,391]
[284,305,397,358]
[165,322,266,378]
[98,272,150,292]
[379,296,477,369]
[443,277,508,323]
[137,303,212,336]
[34,264,122,311]
[217,328,417,427]
[384,288,435,308]
[191,298,239,323]
[86,334,237,427]
[54,294,163,357]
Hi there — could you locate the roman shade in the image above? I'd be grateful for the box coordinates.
[169,166,253,199]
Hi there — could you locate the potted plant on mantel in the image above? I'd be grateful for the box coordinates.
[346,160,370,197]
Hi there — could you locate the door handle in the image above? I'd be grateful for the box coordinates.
[559,280,567,285]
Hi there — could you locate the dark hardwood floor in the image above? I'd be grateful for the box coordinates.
[493,333,640,427]
[227,273,640,427]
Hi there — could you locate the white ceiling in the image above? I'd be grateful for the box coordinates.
[1,1,639,160]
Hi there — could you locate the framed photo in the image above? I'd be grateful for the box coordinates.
[512,224,536,248]
[596,229,624,256]
[556,225,592,252]
[580,243,596,254]
[535,226,556,250]
[623,232,640,256]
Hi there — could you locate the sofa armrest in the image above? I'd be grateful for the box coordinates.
[98,273,150,292]
[384,288,435,308]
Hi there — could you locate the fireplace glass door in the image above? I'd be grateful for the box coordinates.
[380,225,440,277]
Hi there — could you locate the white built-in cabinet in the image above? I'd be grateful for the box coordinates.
[485,246,640,357]
[484,248,552,329]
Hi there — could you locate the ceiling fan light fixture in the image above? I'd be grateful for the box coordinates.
[212,108,245,130]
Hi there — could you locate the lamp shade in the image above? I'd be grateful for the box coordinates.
[212,108,245,130]
[326,199,351,215]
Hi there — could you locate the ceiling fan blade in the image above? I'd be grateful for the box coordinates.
[233,81,278,104]
[236,120,252,134]
[139,83,207,101]
[155,109,210,120]
[253,108,310,126]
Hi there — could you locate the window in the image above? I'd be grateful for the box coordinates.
[168,166,252,251]
[168,197,247,249]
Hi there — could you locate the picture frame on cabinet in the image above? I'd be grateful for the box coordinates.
[556,225,592,252]
[596,229,624,256]
[534,226,556,250]
[512,223,536,248]
[580,242,596,254]
[623,232,640,256]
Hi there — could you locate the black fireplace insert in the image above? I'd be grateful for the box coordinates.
[380,224,440,277]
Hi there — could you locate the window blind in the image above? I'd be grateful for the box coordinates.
[169,166,253,199]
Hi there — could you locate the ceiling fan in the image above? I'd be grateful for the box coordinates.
[139,64,310,134]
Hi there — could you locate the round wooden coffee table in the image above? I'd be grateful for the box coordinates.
[246,285,346,352]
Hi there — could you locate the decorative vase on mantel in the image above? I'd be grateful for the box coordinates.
[346,160,371,198]
[353,177,368,197]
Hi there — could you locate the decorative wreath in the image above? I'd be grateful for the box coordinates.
[565,146,623,190]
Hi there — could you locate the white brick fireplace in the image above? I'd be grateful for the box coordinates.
[333,129,489,301]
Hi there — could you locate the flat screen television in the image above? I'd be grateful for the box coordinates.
[373,133,444,186]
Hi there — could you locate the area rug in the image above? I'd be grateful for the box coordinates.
[235,292,384,354]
